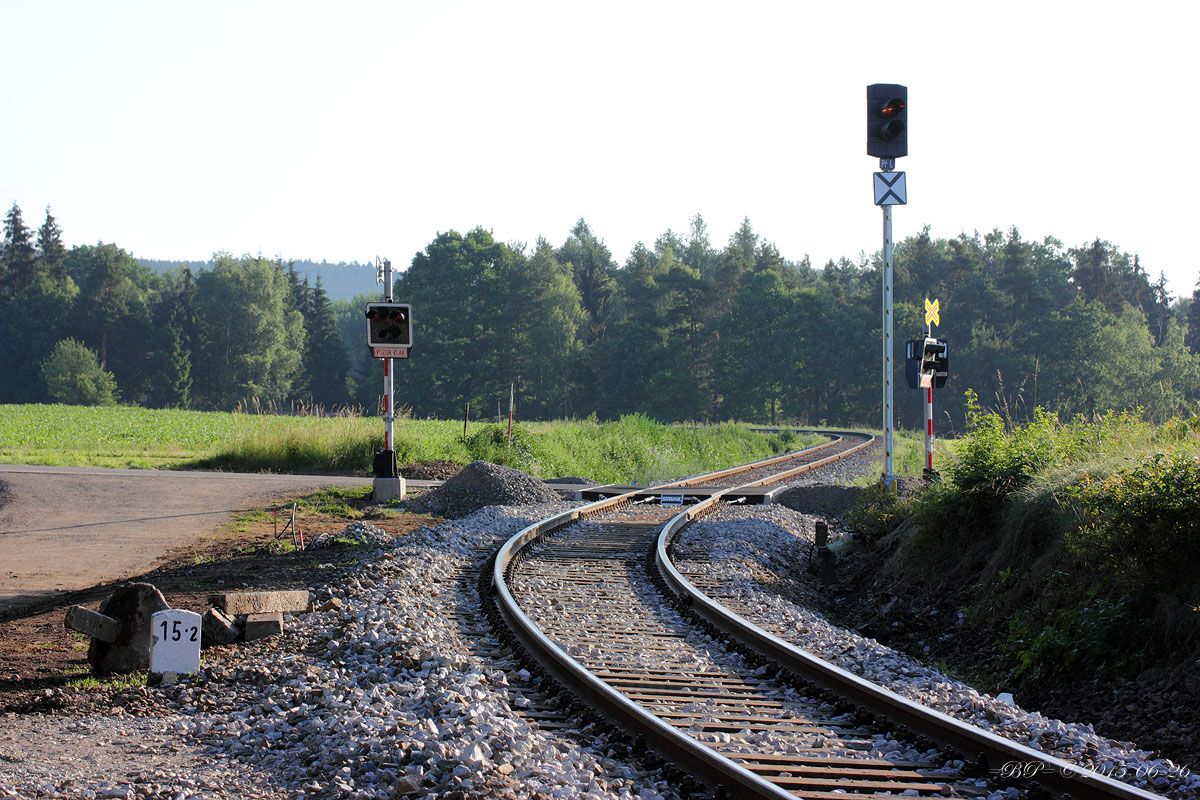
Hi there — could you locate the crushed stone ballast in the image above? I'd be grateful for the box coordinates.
[493,433,1175,800]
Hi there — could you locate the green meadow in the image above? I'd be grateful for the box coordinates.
[0,404,827,484]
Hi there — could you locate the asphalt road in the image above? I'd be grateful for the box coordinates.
[0,464,375,617]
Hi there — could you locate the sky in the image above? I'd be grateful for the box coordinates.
[3,1,1198,297]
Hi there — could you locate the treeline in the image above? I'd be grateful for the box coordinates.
[4,202,1200,429]
[0,204,347,410]
[138,257,377,302]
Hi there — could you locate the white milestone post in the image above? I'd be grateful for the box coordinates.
[149,608,201,686]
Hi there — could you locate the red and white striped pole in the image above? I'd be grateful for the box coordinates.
[383,357,393,452]
[924,384,934,472]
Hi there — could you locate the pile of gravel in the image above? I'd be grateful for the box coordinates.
[414,461,559,519]
[400,460,463,481]
[305,521,392,550]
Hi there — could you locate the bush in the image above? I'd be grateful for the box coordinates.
[40,339,118,406]
[1069,452,1200,594]
[845,482,913,547]
[465,425,539,473]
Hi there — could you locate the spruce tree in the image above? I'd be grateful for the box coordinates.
[300,277,348,407]
[36,206,68,286]
[1188,277,1200,354]
[1,203,36,298]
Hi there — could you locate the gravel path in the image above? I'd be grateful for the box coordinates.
[670,504,1200,800]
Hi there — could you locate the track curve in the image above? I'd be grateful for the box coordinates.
[491,433,1164,799]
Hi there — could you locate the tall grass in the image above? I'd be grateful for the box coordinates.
[0,404,822,484]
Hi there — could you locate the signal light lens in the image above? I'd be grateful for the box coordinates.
[879,120,906,142]
[879,99,905,118]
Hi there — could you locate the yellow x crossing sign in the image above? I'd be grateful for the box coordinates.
[924,297,940,328]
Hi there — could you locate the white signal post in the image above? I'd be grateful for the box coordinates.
[868,83,907,493]
[875,165,906,491]
[373,257,405,503]
[882,200,895,490]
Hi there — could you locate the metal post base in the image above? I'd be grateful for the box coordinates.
[372,476,406,503]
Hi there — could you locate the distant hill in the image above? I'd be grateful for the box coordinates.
[138,258,382,301]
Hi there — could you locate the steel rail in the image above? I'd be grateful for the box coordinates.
[653,431,847,490]
[654,497,1166,800]
[491,435,874,798]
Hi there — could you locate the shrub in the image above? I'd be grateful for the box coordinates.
[40,339,118,406]
[465,425,539,473]
[1069,452,1200,595]
[845,482,913,547]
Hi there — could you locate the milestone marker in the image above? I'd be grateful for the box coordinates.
[149,608,201,682]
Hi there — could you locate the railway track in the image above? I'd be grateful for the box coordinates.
[490,433,1167,800]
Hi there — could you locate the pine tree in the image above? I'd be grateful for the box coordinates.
[1148,271,1172,346]
[36,206,68,286]
[167,267,197,407]
[1,203,36,298]
[302,276,349,407]
[1187,276,1200,354]
[166,320,193,408]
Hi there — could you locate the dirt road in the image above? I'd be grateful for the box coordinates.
[0,464,374,618]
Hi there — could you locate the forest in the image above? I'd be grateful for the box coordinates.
[3,202,1199,432]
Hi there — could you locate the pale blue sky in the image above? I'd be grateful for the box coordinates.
[3,1,1196,296]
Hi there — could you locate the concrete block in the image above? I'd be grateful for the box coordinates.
[242,611,284,642]
[87,582,170,675]
[208,590,311,616]
[372,476,406,502]
[64,606,122,644]
[201,607,242,647]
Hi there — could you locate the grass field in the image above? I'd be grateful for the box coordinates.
[0,404,829,484]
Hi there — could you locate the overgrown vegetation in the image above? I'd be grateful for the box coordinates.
[0,404,819,484]
[851,395,1200,689]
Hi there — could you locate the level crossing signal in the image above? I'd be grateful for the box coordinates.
[365,303,412,348]
[867,84,908,159]
[906,337,949,389]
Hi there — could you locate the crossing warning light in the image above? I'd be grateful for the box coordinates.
[867,83,908,159]
[906,337,949,389]
[365,303,412,348]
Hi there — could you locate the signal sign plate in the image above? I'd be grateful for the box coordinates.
[372,345,409,359]
[659,494,684,506]
[873,172,907,205]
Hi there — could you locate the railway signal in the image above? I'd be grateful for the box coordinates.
[869,82,908,492]
[867,83,908,159]
[365,302,413,355]
[368,260,410,502]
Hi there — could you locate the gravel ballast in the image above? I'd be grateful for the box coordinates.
[0,504,682,799]
[413,461,560,519]
[670,503,1200,800]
